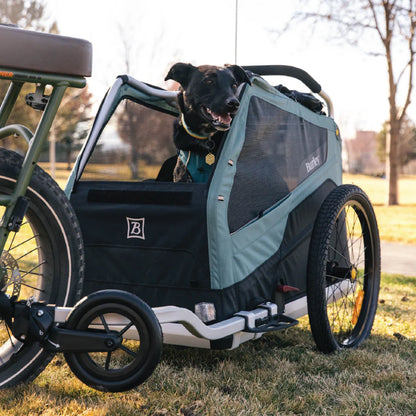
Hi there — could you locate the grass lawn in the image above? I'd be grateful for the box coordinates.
[343,174,416,245]
[0,272,414,415]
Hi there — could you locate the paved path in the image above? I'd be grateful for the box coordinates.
[381,241,416,277]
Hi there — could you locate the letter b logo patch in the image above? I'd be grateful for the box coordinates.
[126,217,145,240]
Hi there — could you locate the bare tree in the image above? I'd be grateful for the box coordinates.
[117,101,174,179]
[377,117,416,169]
[0,1,94,176]
[0,0,48,31]
[0,0,51,152]
[114,12,179,179]
[293,0,416,205]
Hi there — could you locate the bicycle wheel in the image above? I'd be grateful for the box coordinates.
[307,184,380,353]
[0,148,84,387]
[64,290,162,392]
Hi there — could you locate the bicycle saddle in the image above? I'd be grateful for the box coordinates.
[0,25,92,77]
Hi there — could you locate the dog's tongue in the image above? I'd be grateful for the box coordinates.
[211,111,232,125]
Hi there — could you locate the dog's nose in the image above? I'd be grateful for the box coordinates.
[226,98,240,111]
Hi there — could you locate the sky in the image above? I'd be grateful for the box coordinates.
[45,0,408,138]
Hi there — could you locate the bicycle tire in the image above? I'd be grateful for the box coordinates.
[307,184,380,353]
[0,148,84,387]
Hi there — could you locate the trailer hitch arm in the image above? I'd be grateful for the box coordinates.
[3,298,121,353]
[46,327,122,353]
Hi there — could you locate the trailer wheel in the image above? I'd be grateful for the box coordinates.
[307,185,380,353]
[64,290,162,392]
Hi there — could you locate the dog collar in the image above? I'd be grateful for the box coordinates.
[180,113,211,140]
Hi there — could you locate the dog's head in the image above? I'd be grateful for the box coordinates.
[165,63,250,132]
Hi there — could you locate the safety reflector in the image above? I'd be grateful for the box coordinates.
[352,289,364,325]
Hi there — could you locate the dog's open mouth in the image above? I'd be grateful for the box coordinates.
[201,106,233,130]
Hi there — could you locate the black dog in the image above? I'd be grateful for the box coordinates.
[163,63,250,182]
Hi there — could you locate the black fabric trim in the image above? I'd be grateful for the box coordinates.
[117,74,129,83]
[87,189,193,205]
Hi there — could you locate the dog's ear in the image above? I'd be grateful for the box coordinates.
[226,65,251,86]
[165,63,196,89]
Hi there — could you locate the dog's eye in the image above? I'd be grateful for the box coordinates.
[232,83,238,90]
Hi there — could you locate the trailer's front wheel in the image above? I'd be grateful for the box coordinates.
[307,185,380,353]
[64,290,162,392]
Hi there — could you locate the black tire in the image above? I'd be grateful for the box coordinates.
[64,290,162,392]
[0,148,84,387]
[307,184,380,353]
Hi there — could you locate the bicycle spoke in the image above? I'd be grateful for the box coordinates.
[14,246,40,262]
[6,233,38,253]
[19,282,45,293]
[19,261,45,279]
[2,266,43,277]
[328,244,352,266]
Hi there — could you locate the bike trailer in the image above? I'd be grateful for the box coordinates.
[0,23,380,391]
[67,70,342,326]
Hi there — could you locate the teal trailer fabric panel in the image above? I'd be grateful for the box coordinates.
[207,77,342,290]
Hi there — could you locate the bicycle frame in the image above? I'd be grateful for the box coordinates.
[0,68,86,256]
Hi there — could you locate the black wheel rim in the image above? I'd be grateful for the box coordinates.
[325,199,376,348]
[72,304,151,382]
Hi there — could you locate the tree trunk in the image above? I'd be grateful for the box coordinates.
[386,119,399,205]
[385,23,400,206]
[130,148,139,180]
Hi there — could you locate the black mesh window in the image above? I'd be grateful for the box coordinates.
[228,96,328,233]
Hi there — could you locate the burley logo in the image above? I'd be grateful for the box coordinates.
[305,155,321,173]
[126,217,145,240]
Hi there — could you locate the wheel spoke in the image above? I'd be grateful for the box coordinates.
[118,343,138,358]
[6,233,38,253]
[19,282,45,293]
[105,351,112,370]
[328,244,352,266]
[118,321,134,337]
[7,269,43,277]
[19,261,46,279]
[14,246,40,262]
[99,315,111,334]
